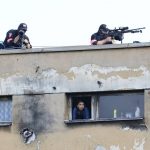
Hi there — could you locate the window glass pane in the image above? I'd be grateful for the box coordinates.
[0,97,12,122]
[99,92,144,120]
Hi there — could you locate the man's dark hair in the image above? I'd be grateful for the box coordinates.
[77,100,84,105]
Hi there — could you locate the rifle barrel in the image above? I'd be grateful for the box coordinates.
[122,27,145,33]
[130,27,146,30]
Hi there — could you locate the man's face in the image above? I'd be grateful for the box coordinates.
[77,101,85,111]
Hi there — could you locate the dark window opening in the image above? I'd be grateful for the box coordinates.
[71,96,91,120]
[99,92,144,121]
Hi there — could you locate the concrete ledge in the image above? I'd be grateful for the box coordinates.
[0,42,150,55]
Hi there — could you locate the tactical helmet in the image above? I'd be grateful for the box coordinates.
[98,24,108,33]
[18,23,27,32]
[99,24,107,29]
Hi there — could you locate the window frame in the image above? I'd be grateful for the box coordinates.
[97,91,144,121]
[0,96,12,126]
[65,90,144,124]
[65,94,95,122]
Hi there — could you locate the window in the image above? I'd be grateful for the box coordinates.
[65,94,96,122]
[0,96,12,126]
[98,92,144,121]
[65,90,144,123]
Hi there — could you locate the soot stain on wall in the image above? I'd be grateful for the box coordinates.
[15,95,54,134]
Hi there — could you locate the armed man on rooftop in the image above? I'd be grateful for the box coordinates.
[91,24,145,45]
[3,23,32,49]
[91,24,113,45]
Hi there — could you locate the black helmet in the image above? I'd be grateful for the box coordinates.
[98,24,108,33]
[18,23,27,32]
[99,24,107,30]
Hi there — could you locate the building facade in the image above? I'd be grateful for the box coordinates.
[0,43,150,150]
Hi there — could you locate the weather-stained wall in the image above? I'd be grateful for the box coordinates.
[0,43,150,150]
[0,43,150,95]
[0,92,149,150]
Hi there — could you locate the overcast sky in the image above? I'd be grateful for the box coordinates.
[0,0,149,47]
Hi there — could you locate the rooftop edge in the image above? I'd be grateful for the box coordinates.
[0,42,150,55]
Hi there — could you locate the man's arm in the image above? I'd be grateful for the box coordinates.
[91,33,112,45]
[97,37,112,45]
[91,36,112,45]
[4,30,23,48]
